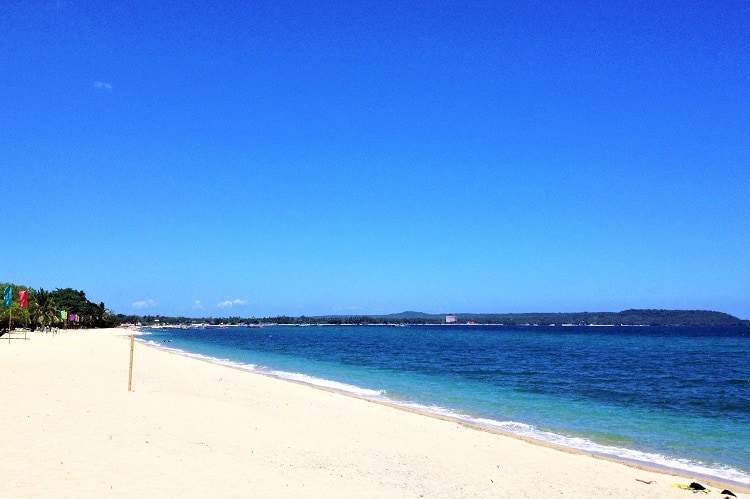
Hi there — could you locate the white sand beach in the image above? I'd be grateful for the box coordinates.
[1,328,746,498]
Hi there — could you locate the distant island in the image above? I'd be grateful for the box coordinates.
[121,309,749,327]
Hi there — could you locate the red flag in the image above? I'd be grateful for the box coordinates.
[19,290,28,308]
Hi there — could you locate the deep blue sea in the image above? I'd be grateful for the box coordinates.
[140,324,750,486]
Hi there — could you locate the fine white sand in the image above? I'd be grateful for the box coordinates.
[1,328,746,498]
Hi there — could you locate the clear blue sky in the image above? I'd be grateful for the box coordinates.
[3,1,749,319]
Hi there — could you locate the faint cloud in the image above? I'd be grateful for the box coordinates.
[132,299,156,309]
[193,300,203,309]
[217,299,247,308]
[94,81,113,91]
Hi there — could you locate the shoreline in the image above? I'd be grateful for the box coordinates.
[3,328,747,497]
[140,331,750,493]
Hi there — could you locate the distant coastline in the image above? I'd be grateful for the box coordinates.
[120,309,749,327]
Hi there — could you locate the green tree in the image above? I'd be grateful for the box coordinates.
[49,288,100,328]
[33,288,58,329]
[0,283,31,330]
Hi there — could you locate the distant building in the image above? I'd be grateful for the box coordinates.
[445,314,457,323]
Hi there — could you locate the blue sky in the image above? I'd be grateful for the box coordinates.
[3,0,749,318]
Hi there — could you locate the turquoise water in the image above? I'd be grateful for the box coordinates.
[142,324,750,485]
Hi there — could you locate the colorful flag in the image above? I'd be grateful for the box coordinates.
[68,313,75,322]
[61,310,67,320]
[2,286,11,307]
[19,290,28,308]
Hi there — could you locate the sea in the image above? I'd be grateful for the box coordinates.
[139,324,750,486]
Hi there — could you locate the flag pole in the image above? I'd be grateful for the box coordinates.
[128,333,135,391]
[22,291,27,340]
[5,285,10,343]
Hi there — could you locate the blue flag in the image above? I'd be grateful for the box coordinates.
[2,286,11,307]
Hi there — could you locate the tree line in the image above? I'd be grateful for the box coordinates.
[115,309,748,327]
[3,282,745,329]
[1,283,120,331]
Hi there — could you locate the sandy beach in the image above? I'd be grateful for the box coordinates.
[1,328,746,498]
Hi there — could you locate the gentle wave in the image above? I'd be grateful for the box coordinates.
[143,339,259,369]
[140,338,750,486]
[468,417,750,486]
[264,370,384,398]
[380,401,750,486]
[141,339,381,397]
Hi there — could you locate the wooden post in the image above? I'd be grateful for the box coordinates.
[128,333,135,391]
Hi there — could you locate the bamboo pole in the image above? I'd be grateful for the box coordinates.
[128,333,135,391]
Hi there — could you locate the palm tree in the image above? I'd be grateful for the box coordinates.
[34,288,57,330]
